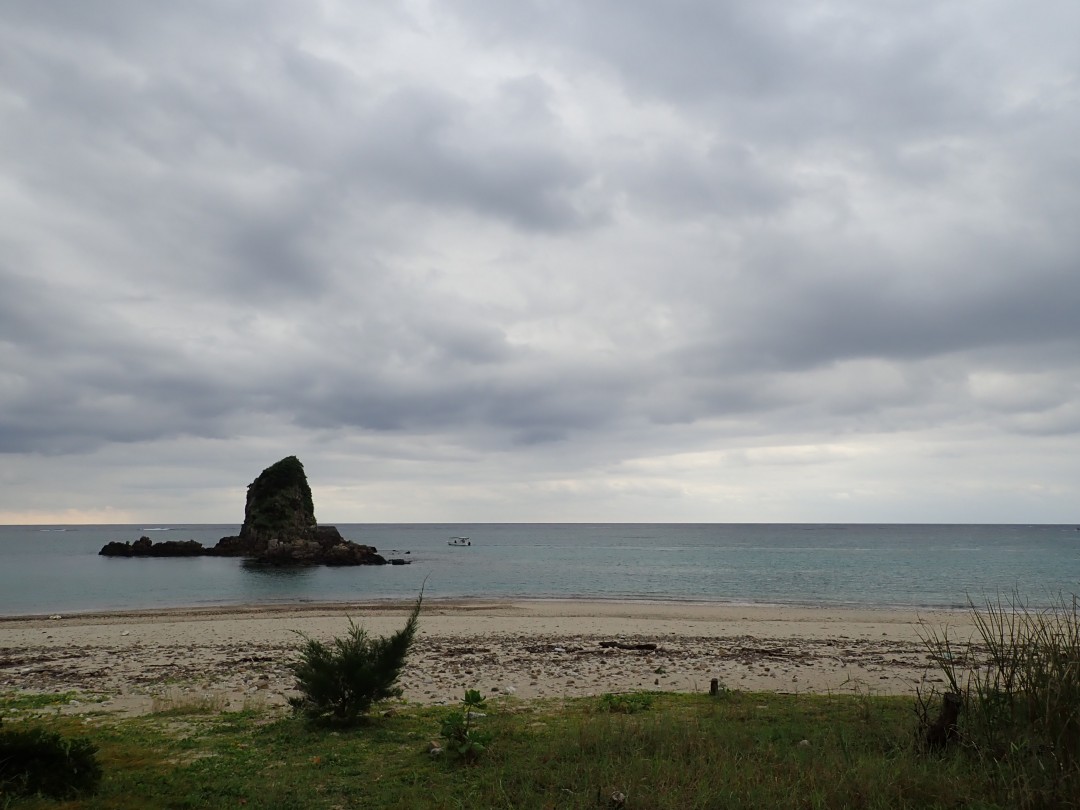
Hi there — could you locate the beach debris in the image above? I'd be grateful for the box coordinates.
[49,615,62,620]
[599,641,658,651]
[427,740,444,757]
[798,739,811,748]
[610,790,627,807]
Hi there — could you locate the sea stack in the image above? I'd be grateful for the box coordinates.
[213,455,316,556]
[101,456,386,565]
[213,456,386,565]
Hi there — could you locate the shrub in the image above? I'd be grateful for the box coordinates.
[0,719,102,799]
[289,591,422,726]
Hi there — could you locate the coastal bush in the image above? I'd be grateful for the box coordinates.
[0,718,102,799]
[921,592,1080,805]
[289,591,422,726]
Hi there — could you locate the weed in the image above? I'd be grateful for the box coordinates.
[596,691,656,714]
[440,689,492,761]
[151,688,228,716]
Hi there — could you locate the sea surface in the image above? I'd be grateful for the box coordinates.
[0,524,1078,616]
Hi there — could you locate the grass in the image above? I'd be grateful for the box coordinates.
[2,690,1013,809]
[7,593,1078,808]
[595,690,658,714]
[0,692,83,713]
[150,688,229,716]
[920,592,1080,808]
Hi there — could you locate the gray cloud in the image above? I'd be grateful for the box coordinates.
[1,1,1078,522]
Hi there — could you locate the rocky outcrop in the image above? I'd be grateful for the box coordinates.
[100,537,207,557]
[100,456,387,566]
[210,456,386,565]
[216,455,317,556]
[258,525,386,566]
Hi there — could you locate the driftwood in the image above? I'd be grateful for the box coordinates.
[598,641,658,651]
[925,692,962,751]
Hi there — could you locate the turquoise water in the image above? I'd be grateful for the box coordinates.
[0,524,1077,616]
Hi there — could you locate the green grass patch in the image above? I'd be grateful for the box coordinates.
[595,690,657,714]
[0,691,107,712]
[0,691,1025,809]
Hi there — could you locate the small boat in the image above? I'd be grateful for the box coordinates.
[448,536,472,546]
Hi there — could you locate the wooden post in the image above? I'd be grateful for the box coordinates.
[710,678,719,696]
[925,692,961,751]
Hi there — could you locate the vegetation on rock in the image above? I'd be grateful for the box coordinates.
[240,455,316,545]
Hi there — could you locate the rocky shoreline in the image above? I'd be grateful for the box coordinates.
[99,525,389,566]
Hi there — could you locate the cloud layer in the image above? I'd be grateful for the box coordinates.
[2,1,1078,522]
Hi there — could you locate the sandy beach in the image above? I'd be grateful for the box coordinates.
[0,600,977,715]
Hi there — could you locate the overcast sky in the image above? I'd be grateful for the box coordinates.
[2,1,1079,524]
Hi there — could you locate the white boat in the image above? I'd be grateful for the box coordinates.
[448,536,471,546]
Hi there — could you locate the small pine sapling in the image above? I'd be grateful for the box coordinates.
[289,590,422,726]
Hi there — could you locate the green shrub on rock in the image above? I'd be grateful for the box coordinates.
[289,592,422,726]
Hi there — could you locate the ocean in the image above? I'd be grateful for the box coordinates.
[0,524,1077,617]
